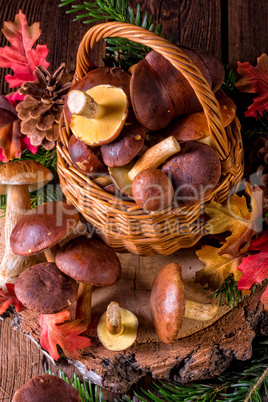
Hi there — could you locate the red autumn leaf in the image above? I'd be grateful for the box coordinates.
[0,283,24,314]
[235,54,268,119]
[39,310,92,361]
[260,287,268,312]
[237,231,268,289]
[0,10,49,88]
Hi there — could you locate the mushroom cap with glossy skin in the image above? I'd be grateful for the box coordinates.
[0,160,53,195]
[15,262,78,314]
[68,134,106,174]
[10,201,80,256]
[161,141,221,207]
[55,236,121,286]
[12,374,81,402]
[132,168,174,211]
[150,263,185,343]
[100,122,146,167]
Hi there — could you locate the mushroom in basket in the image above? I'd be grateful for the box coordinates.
[0,160,52,288]
[150,263,218,343]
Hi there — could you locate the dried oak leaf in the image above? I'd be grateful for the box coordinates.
[0,283,24,315]
[237,230,268,310]
[0,95,22,161]
[0,10,49,88]
[195,245,242,291]
[204,184,263,257]
[235,54,268,119]
[39,310,92,361]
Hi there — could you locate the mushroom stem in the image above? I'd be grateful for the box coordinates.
[67,89,105,119]
[44,245,59,263]
[184,299,218,321]
[75,282,93,324]
[128,136,181,181]
[0,185,32,288]
[106,301,123,335]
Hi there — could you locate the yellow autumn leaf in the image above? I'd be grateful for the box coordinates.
[204,184,263,257]
[195,245,243,291]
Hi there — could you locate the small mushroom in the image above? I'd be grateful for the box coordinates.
[10,201,81,263]
[163,90,237,143]
[15,262,78,314]
[150,263,218,343]
[100,122,146,167]
[97,301,138,351]
[55,236,121,324]
[162,141,221,207]
[68,134,106,174]
[0,160,52,288]
[12,374,81,402]
[132,168,174,211]
[109,136,181,197]
[67,85,129,146]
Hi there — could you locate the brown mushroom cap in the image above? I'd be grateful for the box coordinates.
[68,134,106,174]
[15,262,78,314]
[163,90,237,142]
[0,160,53,195]
[100,122,146,167]
[150,263,185,343]
[194,49,225,92]
[12,374,81,402]
[132,168,174,211]
[55,236,121,286]
[161,141,221,207]
[64,66,131,125]
[10,201,80,256]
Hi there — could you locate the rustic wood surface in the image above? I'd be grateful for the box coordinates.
[0,0,268,400]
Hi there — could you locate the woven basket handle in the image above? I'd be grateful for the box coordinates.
[75,22,228,161]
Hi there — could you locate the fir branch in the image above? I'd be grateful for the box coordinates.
[210,274,245,308]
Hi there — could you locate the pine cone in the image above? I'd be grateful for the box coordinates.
[16,63,73,150]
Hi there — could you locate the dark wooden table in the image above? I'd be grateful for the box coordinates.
[0,0,267,400]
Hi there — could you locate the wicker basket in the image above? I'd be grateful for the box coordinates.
[57,22,244,256]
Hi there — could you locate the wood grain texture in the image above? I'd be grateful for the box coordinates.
[228,0,268,68]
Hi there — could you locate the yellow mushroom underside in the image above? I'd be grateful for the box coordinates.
[70,85,128,146]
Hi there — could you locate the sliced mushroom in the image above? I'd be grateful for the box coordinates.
[150,263,218,343]
[12,374,81,402]
[0,160,52,288]
[162,141,221,207]
[55,236,121,324]
[10,201,81,262]
[97,301,138,351]
[67,85,129,146]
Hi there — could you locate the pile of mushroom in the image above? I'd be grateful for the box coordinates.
[65,47,235,211]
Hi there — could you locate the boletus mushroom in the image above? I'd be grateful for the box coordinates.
[67,84,129,146]
[132,168,174,211]
[68,134,106,174]
[97,301,138,351]
[162,141,221,207]
[109,136,181,198]
[0,160,52,288]
[10,201,81,263]
[150,263,218,343]
[15,262,78,314]
[163,90,237,143]
[12,374,81,402]
[55,236,121,324]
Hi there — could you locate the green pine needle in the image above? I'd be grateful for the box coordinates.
[210,274,245,308]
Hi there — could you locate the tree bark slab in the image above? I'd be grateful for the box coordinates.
[11,249,268,394]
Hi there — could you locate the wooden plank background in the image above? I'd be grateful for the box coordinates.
[0,0,267,400]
